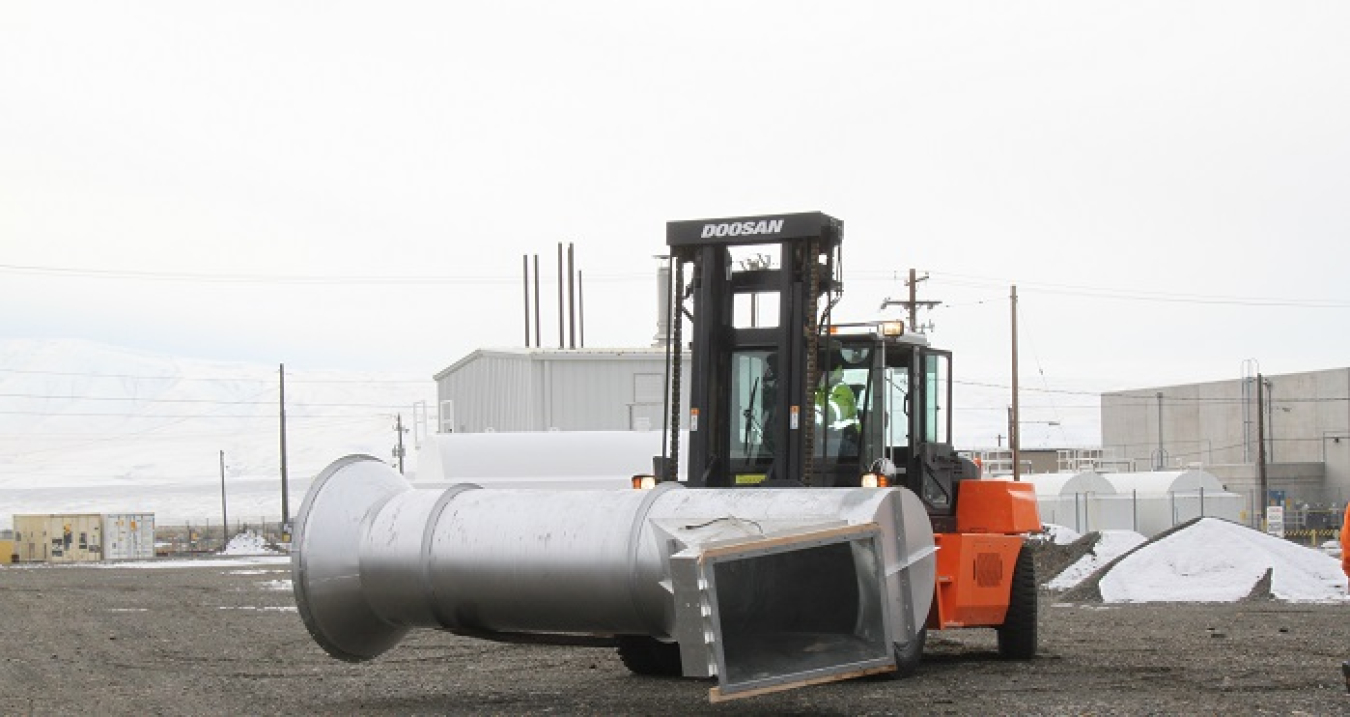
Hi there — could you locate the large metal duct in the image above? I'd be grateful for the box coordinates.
[292,455,936,700]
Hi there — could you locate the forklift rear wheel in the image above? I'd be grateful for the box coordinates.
[996,546,1037,659]
[616,636,683,677]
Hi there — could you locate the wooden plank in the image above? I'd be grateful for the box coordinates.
[708,663,897,703]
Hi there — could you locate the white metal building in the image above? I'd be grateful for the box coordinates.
[433,347,690,434]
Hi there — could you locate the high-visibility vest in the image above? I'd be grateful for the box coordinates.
[815,382,858,430]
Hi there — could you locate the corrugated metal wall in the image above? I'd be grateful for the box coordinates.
[436,350,688,433]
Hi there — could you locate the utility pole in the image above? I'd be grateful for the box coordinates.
[393,413,407,474]
[219,450,229,550]
[1257,373,1269,529]
[904,269,941,333]
[1010,285,1021,481]
[279,364,291,532]
[880,268,940,332]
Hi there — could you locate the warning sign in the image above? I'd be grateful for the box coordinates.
[1265,505,1285,538]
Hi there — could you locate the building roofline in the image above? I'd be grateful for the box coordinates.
[433,346,688,381]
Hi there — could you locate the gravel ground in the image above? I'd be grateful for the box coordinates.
[1,558,1347,716]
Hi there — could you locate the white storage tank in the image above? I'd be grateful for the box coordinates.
[1100,470,1243,536]
[1022,472,1134,533]
[416,430,688,489]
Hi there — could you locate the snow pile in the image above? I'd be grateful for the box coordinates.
[1047,530,1147,590]
[1098,518,1349,603]
[221,531,274,556]
[1040,523,1083,545]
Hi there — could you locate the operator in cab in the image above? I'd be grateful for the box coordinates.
[816,365,859,458]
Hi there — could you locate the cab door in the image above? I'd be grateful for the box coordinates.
[911,349,962,524]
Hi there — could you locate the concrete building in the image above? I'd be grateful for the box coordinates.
[433,347,690,434]
[1101,367,1350,526]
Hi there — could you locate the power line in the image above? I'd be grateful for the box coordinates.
[955,378,1350,405]
[923,271,1350,309]
[0,391,418,409]
[0,262,657,287]
[7,259,1349,309]
[0,366,428,384]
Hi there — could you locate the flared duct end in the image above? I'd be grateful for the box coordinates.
[291,455,411,662]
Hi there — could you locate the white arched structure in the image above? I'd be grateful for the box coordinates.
[1023,472,1133,534]
[1101,470,1243,536]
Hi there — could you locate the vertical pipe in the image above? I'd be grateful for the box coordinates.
[533,255,542,349]
[522,255,531,347]
[1155,392,1165,469]
[568,243,577,349]
[1010,285,1020,482]
[1257,373,1268,529]
[557,243,565,349]
[1133,489,1138,531]
[279,363,290,529]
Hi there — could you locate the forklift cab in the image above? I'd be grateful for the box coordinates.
[725,326,969,523]
[664,211,974,527]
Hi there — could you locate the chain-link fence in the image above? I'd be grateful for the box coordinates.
[155,517,291,556]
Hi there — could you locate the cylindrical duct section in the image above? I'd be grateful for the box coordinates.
[292,455,934,664]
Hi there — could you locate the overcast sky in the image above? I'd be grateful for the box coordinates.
[3,2,1348,446]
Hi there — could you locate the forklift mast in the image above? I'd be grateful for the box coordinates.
[665,212,841,488]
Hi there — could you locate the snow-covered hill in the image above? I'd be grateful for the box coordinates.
[0,339,436,529]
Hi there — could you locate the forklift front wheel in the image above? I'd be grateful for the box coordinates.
[996,546,1038,660]
[616,636,683,677]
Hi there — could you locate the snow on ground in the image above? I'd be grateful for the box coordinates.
[1047,529,1147,591]
[1097,518,1349,603]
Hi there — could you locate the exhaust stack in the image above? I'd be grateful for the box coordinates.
[292,455,935,700]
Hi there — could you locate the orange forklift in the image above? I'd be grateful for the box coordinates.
[645,211,1041,674]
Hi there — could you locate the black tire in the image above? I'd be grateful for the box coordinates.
[616,636,682,677]
[997,545,1037,660]
[892,627,926,678]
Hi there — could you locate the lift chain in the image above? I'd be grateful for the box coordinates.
[802,240,820,487]
[667,258,686,482]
